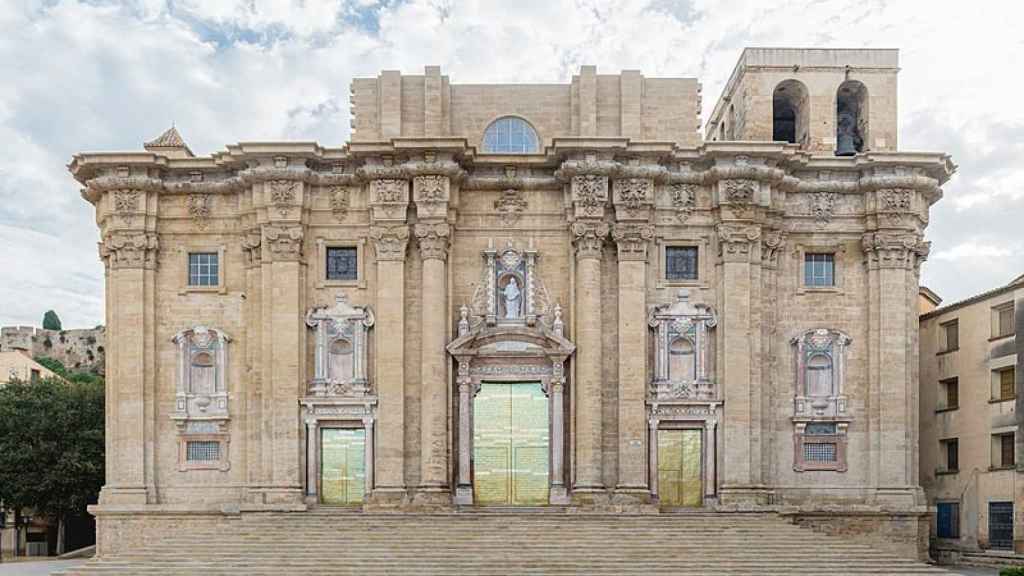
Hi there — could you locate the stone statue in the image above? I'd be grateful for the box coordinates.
[503,277,522,319]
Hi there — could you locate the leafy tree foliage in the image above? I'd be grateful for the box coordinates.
[0,376,104,546]
[34,357,103,386]
[42,310,62,331]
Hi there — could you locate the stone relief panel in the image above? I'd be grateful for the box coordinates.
[648,289,718,401]
[171,326,231,432]
[306,294,375,397]
[493,189,528,226]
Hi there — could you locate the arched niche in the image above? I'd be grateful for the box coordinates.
[772,79,809,146]
[172,326,231,430]
[791,328,851,418]
[836,80,869,155]
[305,294,375,397]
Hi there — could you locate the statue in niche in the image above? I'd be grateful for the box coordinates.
[502,276,522,319]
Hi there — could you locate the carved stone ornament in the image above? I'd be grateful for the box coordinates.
[329,186,349,220]
[369,224,410,261]
[494,189,528,226]
[268,180,298,218]
[722,179,756,204]
[306,294,375,397]
[415,222,451,261]
[112,189,140,225]
[861,232,930,271]
[469,239,554,328]
[414,175,448,203]
[669,183,696,223]
[371,178,407,203]
[790,328,852,420]
[877,187,914,225]
[611,223,655,261]
[572,174,608,217]
[570,221,610,260]
[263,225,304,260]
[99,231,159,270]
[614,178,653,217]
[761,230,787,268]
[241,231,262,267]
[648,289,718,401]
[171,326,231,431]
[716,223,761,260]
[807,191,837,225]
[187,194,211,230]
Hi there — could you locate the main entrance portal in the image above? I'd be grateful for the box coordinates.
[473,382,549,505]
[658,429,703,507]
[320,428,366,505]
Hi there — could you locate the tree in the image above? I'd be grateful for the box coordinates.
[0,376,104,554]
[42,310,62,331]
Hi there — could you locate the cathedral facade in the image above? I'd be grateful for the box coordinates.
[71,48,953,558]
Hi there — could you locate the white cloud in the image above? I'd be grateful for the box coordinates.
[1,0,1022,327]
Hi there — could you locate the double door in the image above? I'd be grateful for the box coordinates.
[473,382,549,505]
[320,428,366,505]
[658,428,703,507]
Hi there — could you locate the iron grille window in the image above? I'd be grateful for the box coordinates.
[326,247,358,281]
[999,368,1016,400]
[943,438,959,472]
[186,440,221,462]
[941,378,959,409]
[989,502,1014,549]
[937,502,960,539]
[804,253,835,287]
[188,252,219,287]
[666,247,698,281]
[803,442,837,462]
[1000,433,1016,468]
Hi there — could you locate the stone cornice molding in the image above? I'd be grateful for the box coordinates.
[99,231,160,270]
[238,166,311,185]
[554,158,619,180]
[164,178,244,194]
[369,224,410,261]
[263,224,305,261]
[778,175,860,195]
[702,162,786,186]
[858,174,941,203]
[83,175,164,203]
[570,221,610,260]
[716,223,762,263]
[611,223,655,261]
[401,159,466,181]
[463,175,559,190]
[861,232,930,271]
[414,222,451,261]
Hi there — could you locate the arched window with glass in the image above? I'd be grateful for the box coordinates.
[482,116,539,154]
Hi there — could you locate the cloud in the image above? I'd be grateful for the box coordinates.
[1,0,1022,327]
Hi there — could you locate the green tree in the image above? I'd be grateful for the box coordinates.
[42,310,62,331]
[0,376,104,554]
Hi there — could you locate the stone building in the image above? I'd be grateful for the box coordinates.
[920,275,1023,555]
[0,326,106,375]
[69,48,953,559]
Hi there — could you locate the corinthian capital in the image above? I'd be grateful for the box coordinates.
[611,223,655,261]
[264,225,304,261]
[99,231,160,270]
[716,223,761,262]
[414,222,450,261]
[861,232,930,271]
[369,225,410,261]
[570,221,610,260]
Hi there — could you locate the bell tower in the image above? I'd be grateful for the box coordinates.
[705,48,899,155]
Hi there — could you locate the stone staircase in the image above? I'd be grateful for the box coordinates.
[57,511,954,575]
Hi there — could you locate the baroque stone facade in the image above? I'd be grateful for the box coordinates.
[71,49,953,560]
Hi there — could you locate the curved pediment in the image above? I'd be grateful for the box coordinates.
[447,324,575,358]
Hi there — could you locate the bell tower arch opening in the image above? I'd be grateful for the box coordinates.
[836,80,868,155]
[772,79,809,146]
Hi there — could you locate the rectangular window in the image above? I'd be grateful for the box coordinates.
[665,246,698,281]
[995,304,1015,338]
[188,252,219,287]
[937,502,960,539]
[999,368,1016,401]
[186,440,221,462]
[30,369,40,383]
[804,253,835,287]
[326,247,358,281]
[941,321,959,352]
[942,438,959,472]
[940,378,959,410]
[804,442,837,463]
[994,433,1016,468]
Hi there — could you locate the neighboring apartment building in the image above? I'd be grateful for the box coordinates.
[921,275,1024,553]
[0,350,60,386]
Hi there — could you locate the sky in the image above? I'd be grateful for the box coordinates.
[1,0,1022,328]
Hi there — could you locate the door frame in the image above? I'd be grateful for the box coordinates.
[656,425,705,507]
[299,398,377,506]
[648,401,721,507]
[317,424,369,506]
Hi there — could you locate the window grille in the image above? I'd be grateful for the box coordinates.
[666,247,698,280]
[326,247,358,281]
[803,442,837,462]
[188,252,219,287]
[804,253,834,287]
[937,502,960,539]
[1000,433,1015,468]
[482,117,539,154]
[942,378,959,409]
[186,440,221,462]
[943,438,959,471]
[999,368,1016,400]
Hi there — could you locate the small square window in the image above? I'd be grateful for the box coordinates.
[186,440,221,462]
[666,246,698,281]
[326,247,358,281]
[804,253,835,287]
[937,502,960,539]
[188,252,219,287]
[804,442,837,462]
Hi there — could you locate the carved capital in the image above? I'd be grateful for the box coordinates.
[861,232,930,271]
[611,223,655,261]
[414,222,450,261]
[874,187,915,228]
[264,225,304,261]
[716,223,761,262]
[369,225,410,261]
[571,174,609,218]
[570,221,609,260]
[99,231,159,270]
[612,177,653,220]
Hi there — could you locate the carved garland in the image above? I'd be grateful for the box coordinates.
[112,190,140,225]
[572,174,608,217]
[269,180,297,218]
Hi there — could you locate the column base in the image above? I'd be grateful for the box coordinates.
[570,486,610,507]
[454,485,473,506]
[611,486,654,506]
[98,485,150,506]
[411,486,453,510]
[366,487,410,511]
[549,485,570,505]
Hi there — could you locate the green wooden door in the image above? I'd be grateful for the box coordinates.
[658,429,703,507]
[320,428,366,505]
[473,382,549,505]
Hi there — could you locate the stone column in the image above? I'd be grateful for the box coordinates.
[368,223,410,505]
[454,358,473,504]
[570,219,609,498]
[97,228,159,505]
[363,415,376,496]
[550,357,570,504]
[305,418,318,501]
[414,221,451,505]
[611,222,654,500]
